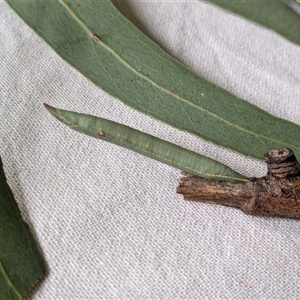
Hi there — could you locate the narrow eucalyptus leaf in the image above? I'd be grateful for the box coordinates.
[6,0,300,160]
[0,157,47,299]
[205,0,300,46]
[45,104,248,183]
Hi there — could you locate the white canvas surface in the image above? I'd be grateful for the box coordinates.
[1,1,300,299]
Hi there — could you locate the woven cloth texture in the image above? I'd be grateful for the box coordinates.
[1,1,300,299]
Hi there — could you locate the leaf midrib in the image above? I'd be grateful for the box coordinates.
[0,260,21,298]
[57,0,300,152]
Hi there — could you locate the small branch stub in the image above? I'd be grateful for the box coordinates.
[265,148,299,178]
[177,148,300,220]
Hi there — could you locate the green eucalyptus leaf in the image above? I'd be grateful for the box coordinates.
[205,0,300,46]
[44,104,248,183]
[0,157,47,299]
[5,0,300,160]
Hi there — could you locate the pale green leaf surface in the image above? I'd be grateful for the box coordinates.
[5,0,300,160]
[0,157,47,299]
[205,0,300,46]
[45,104,248,183]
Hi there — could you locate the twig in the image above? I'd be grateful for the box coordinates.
[177,148,300,220]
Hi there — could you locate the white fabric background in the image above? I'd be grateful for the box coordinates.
[1,1,300,299]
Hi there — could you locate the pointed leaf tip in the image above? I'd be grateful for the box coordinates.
[43,103,54,115]
[43,103,55,113]
[44,104,63,122]
[43,103,50,109]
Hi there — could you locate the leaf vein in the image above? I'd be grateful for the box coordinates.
[0,259,22,298]
[58,0,300,152]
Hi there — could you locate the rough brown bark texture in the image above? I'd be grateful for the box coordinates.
[177,148,300,219]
